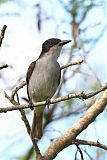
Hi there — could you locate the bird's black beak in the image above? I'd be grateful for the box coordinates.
[59,40,71,46]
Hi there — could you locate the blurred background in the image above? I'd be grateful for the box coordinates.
[0,0,107,159]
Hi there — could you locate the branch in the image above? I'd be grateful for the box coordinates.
[73,139,107,151]
[75,144,84,160]
[0,64,8,70]
[5,92,44,160]
[1,84,107,113]
[5,92,31,135]
[0,25,7,47]
[43,89,107,160]
[10,81,26,101]
[60,59,83,69]
[53,97,95,120]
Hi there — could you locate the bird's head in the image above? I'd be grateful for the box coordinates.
[40,38,71,59]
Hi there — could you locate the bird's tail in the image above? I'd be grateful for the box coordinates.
[30,106,45,139]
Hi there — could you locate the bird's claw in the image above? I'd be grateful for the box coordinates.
[29,101,34,110]
[46,98,50,109]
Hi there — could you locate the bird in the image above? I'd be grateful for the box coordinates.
[26,38,71,139]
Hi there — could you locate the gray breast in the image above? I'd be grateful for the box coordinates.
[28,58,60,103]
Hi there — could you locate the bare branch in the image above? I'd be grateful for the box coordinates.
[5,90,44,159]
[10,81,26,101]
[83,150,93,160]
[53,97,96,120]
[1,84,107,113]
[75,144,84,160]
[73,139,107,151]
[0,64,8,70]
[43,89,107,160]
[61,59,83,70]
[0,25,7,47]
[5,92,31,135]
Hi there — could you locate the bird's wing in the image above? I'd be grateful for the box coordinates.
[58,69,61,87]
[26,61,36,101]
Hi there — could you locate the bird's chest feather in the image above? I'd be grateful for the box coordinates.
[28,58,60,102]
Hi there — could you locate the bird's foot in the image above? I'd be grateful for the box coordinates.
[46,98,50,109]
[29,101,34,110]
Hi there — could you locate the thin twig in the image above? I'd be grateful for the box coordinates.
[83,150,93,160]
[61,59,83,69]
[5,92,43,159]
[16,93,31,134]
[72,139,107,151]
[0,64,8,70]
[75,144,84,160]
[0,25,7,47]
[10,81,26,101]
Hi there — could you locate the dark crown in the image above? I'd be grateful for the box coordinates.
[41,38,61,53]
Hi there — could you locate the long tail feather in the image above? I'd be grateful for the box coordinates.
[31,106,45,139]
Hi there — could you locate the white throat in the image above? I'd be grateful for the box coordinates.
[45,45,62,60]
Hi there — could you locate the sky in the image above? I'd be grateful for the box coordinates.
[0,0,107,159]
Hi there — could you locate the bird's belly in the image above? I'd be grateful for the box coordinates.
[31,80,56,101]
[28,62,60,103]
